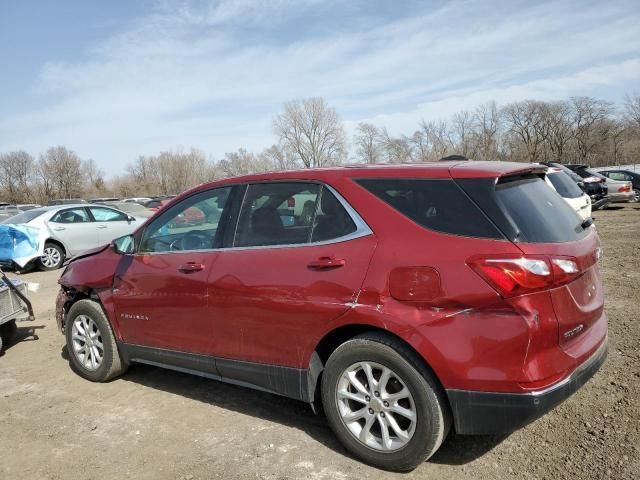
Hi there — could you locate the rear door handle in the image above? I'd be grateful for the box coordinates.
[53,226,66,231]
[307,257,346,270]
[96,225,107,229]
[178,262,205,273]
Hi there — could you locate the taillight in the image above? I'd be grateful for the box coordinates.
[467,255,582,297]
[619,183,631,193]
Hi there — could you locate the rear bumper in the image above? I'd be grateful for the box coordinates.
[446,337,607,435]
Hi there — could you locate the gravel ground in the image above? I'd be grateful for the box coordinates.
[0,204,638,480]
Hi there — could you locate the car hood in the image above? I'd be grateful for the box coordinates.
[59,243,124,291]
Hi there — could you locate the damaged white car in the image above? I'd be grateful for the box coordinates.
[0,204,147,271]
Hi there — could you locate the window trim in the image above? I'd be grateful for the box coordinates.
[49,207,92,224]
[135,181,372,255]
[87,206,130,222]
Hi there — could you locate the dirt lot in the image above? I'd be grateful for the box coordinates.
[1,205,638,480]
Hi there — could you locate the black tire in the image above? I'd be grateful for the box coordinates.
[633,188,640,203]
[38,242,65,271]
[321,332,450,472]
[0,319,17,345]
[65,299,126,382]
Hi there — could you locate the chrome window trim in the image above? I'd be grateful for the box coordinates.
[134,182,373,256]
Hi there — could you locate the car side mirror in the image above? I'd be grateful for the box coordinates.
[127,215,136,222]
[577,181,585,189]
[113,234,135,255]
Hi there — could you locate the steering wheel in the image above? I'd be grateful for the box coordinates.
[169,231,210,251]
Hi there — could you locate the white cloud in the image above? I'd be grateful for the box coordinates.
[0,0,638,173]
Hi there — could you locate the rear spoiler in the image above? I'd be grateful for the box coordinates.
[448,161,548,180]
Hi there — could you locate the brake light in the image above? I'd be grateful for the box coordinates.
[468,255,582,297]
[619,183,631,193]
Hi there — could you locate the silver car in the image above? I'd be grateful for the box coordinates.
[2,204,147,270]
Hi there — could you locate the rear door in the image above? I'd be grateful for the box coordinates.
[206,181,376,369]
[48,207,99,255]
[88,206,139,244]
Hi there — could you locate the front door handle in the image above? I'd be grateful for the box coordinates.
[178,262,205,273]
[307,257,346,270]
[53,226,66,231]
[96,225,107,229]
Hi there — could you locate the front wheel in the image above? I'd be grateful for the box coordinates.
[39,242,65,270]
[65,299,127,382]
[321,332,450,472]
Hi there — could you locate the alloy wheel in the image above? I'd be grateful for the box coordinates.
[336,361,417,452]
[41,247,61,268]
[71,315,104,371]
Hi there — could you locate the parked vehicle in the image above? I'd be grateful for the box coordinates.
[598,169,640,202]
[16,204,41,210]
[47,198,88,206]
[566,165,634,204]
[1,204,146,270]
[88,197,120,204]
[123,197,153,205]
[541,162,609,209]
[544,167,591,220]
[96,201,155,219]
[55,162,607,471]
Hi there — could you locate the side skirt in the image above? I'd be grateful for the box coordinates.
[118,343,313,403]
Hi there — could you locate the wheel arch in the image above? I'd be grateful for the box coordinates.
[307,324,448,410]
[44,237,69,257]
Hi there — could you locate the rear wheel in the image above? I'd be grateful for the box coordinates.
[39,242,65,270]
[321,332,450,472]
[65,299,126,382]
[633,188,640,203]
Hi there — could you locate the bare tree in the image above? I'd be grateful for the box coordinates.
[273,97,347,168]
[259,144,300,171]
[624,94,640,129]
[570,97,614,163]
[502,100,549,162]
[353,123,382,163]
[37,146,85,199]
[450,110,478,159]
[379,128,413,163]
[218,148,273,177]
[474,101,501,160]
[539,101,574,162]
[0,151,34,203]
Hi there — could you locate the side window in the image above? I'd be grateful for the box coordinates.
[234,183,321,247]
[311,189,357,242]
[89,207,128,222]
[233,182,358,247]
[50,208,90,224]
[140,187,231,253]
[356,178,503,239]
[608,172,625,181]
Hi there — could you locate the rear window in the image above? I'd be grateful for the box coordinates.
[1,209,46,224]
[547,171,583,199]
[493,176,588,243]
[356,179,504,239]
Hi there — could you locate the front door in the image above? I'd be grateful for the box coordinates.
[113,186,234,354]
[207,181,377,369]
[48,207,99,256]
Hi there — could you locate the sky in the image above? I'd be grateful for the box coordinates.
[1,0,639,173]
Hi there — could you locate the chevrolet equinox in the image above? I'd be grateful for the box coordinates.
[56,161,607,471]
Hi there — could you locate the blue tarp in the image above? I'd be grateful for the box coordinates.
[0,224,45,267]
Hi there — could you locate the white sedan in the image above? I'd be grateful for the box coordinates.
[545,167,592,221]
[1,204,147,270]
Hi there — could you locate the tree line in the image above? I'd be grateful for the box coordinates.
[1,94,639,203]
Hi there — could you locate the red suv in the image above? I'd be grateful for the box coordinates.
[56,161,607,471]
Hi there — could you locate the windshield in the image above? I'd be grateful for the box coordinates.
[2,208,47,224]
[548,171,584,199]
